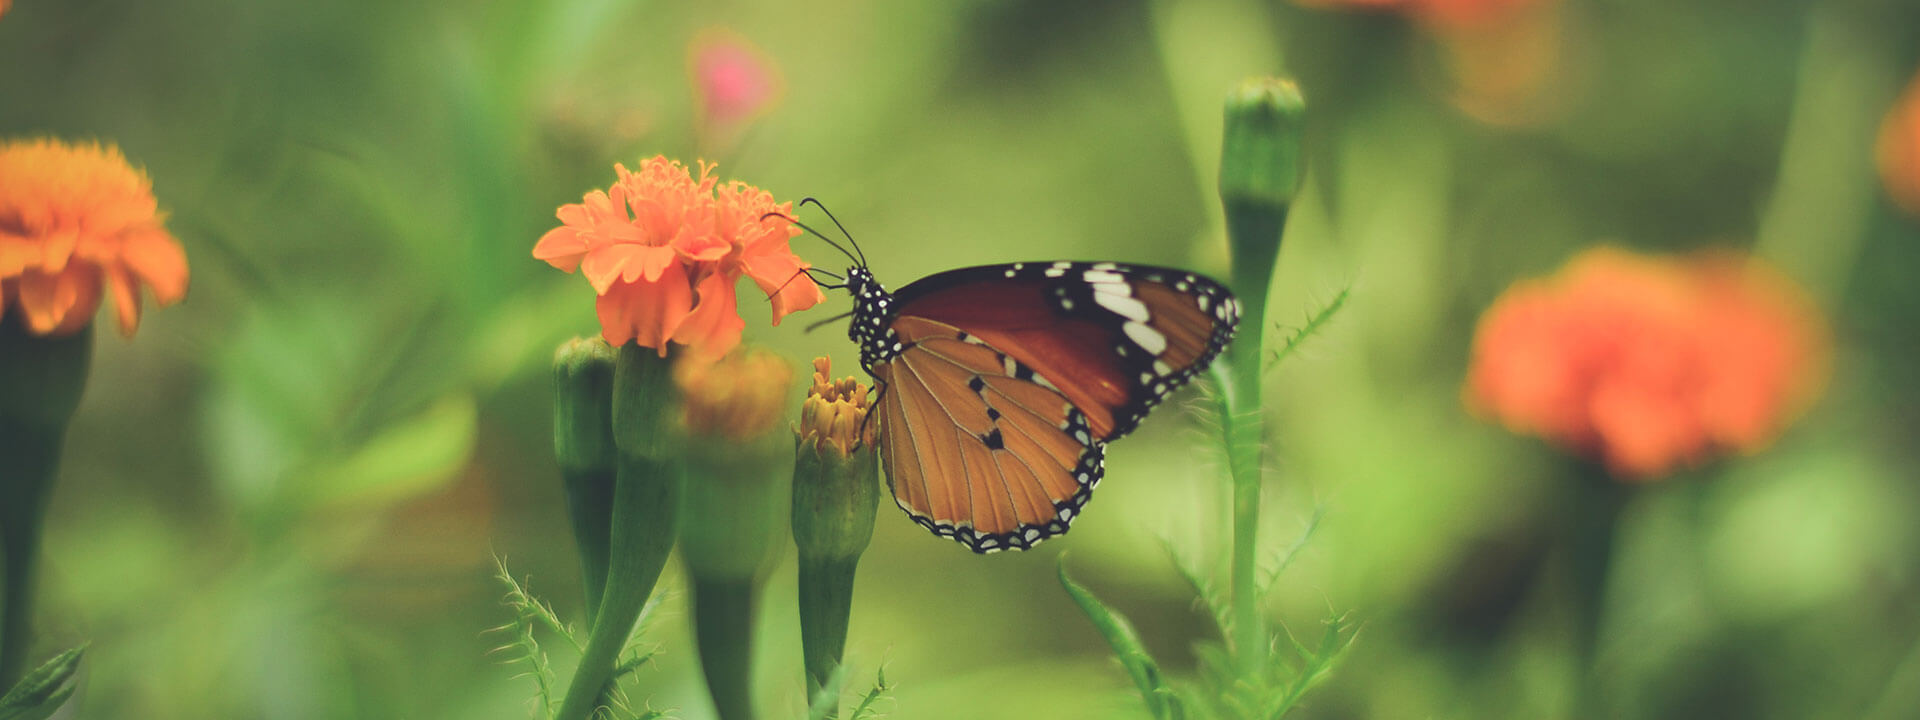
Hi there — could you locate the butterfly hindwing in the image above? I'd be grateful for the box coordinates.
[850,261,1239,553]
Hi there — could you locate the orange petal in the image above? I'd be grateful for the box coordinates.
[16,265,102,336]
[533,225,590,272]
[742,242,825,323]
[596,262,693,355]
[675,230,731,262]
[119,229,189,305]
[581,244,646,294]
[672,270,746,360]
[104,263,142,336]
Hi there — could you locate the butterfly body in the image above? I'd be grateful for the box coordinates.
[839,260,1240,554]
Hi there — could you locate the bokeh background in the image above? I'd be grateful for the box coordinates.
[4,0,1920,717]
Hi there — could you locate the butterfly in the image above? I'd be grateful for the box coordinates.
[786,201,1240,553]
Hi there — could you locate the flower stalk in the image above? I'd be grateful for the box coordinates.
[555,345,684,720]
[791,359,878,711]
[0,317,91,688]
[1216,77,1306,681]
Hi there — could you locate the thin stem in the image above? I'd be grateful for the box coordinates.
[553,454,681,720]
[798,555,859,710]
[0,422,62,689]
[1222,203,1285,681]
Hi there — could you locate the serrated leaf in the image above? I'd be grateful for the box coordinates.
[0,643,86,720]
[1058,555,1185,720]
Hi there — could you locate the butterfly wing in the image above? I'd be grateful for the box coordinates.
[871,262,1239,553]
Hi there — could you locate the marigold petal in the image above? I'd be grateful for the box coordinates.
[0,233,33,276]
[672,270,746,359]
[581,244,645,294]
[596,262,693,355]
[675,230,731,262]
[105,263,142,336]
[16,266,102,336]
[533,225,590,272]
[630,245,679,284]
[120,229,189,305]
[741,247,824,323]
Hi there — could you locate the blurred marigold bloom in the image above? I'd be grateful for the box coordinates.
[0,138,189,337]
[798,357,874,457]
[676,345,793,441]
[690,28,782,131]
[1465,247,1828,479]
[533,156,824,358]
[1877,72,1920,216]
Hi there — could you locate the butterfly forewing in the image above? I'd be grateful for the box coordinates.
[854,261,1238,553]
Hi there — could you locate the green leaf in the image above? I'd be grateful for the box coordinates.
[1058,555,1184,720]
[849,667,893,720]
[304,394,478,508]
[0,644,85,720]
[1265,287,1349,372]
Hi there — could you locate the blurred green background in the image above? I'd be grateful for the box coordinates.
[4,0,1920,717]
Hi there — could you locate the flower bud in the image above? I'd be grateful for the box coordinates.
[675,346,796,720]
[551,337,617,615]
[791,358,878,699]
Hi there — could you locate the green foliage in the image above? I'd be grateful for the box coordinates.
[1265,288,1349,372]
[491,558,662,720]
[1058,558,1184,720]
[806,664,892,720]
[0,644,84,720]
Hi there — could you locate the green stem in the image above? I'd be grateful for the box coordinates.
[0,423,61,690]
[797,555,858,706]
[1222,202,1283,680]
[0,321,91,690]
[1563,462,1628,716]
[554,454,681,720]
[692,576,761,720]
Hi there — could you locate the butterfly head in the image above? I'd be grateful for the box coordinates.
[843,266,901,370]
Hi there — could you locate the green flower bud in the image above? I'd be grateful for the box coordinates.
[552,337,617,616]
[791,358,879,704]
[555,345,684,720]
[675,346,796,720]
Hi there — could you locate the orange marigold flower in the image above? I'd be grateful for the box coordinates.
[675,345,793,441]
[1465,247,1828,480]
[1877,71,1920,216]
[533,156,824,358]
[798,356,874,457]
[0,138,189,337]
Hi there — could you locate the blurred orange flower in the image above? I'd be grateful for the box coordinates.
[0,138,189,337]
[1877,71,1920,216]
[533,156,824,358]
[675,345,793,442]
[1465,247,1828,479]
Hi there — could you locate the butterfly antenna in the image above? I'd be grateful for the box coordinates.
[797,197,868,268]
[804,310,854,333]
[763,211,862,268]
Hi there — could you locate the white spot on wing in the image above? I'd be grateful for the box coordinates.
[1093,292,1151,322]
[1083,270,1125,284]
[1124,321,1168,355]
